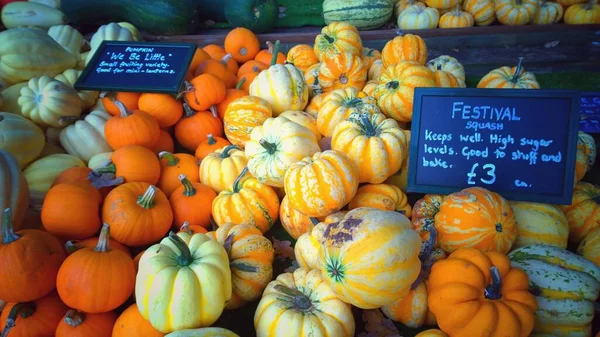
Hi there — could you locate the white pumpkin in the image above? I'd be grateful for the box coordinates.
[47,25,84,56]
[59,110,113,163]
[86,23,135,63]
[249,64,309,116]
[397,5,440,29]
[54,69,99,110]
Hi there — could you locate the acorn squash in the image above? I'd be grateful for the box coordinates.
[0,82,27,115]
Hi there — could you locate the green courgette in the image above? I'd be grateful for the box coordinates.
[224,0,278,33]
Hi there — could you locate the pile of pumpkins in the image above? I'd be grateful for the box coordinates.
[1,18,600,337]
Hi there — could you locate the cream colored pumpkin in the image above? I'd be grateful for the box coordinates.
[279,110,322,141]
[1,82,29,115]
[0,112,45,168]
[47,25,84,56]
[86,23,135,64]
[118,22,143,41]
[245,116,320,188]
[426,55,466,88]
[533,0,564,23]
[249,64,309,116]
[88,152,113,170]
[509,201,569,250]
[23,153,85,194]
[18,75,83,128]
[398,6,441,29]
[54,69,99,110]
[59,110,112,163]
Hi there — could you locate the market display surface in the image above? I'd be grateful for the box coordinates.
[0,0,600,336]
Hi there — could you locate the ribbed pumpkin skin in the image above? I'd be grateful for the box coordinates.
[509,201,569,249]
[285,44,318,73]
[560,182,600,245]
[349,183,412,216]
[319,208,421,309]
[361,48,382,69]
[381,34,428,67]
[304,63,322,98]
[368,59,384,80]
[59,110,112,163]
[223,96,273,147]
[477,62,540,89]
[0,150,29,232]
[0,112,45,168]
[575,132,597,183]
[533,0,564,23]
[439,7,475,27]
[294,221,329,270]
[397,6,441,29]
[24,153,86,194]
[374,62,436,122]
[463,0,496,24]
[279,196,316,239]
[313,22,363,61]
[426,55,466,87]
[323,0,394,30]
[199,145,248,194]
[564,0,600,24]
[494,0,540,25]
[382,282,429,328]
[435,187,518,254]
[578,227,600,268]
[318,51,367,93]
[331,112,407,183]
[254,268,355,337]
[317,87,380,137]
[433,70,461,88]
[279,110,321,141]
[249,64,308,116]
[54,69,99,110]
[412,194,445,246]
[284,150,359,217]
[166,328,240,337]
[55,310,118,337]
[112,304,165,337]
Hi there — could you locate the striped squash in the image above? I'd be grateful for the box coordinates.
[578,227,600,268]
[575,131,597,183]
[317,87,380,137]
[560,182,600,246]
[426,55,466,87]
[494,0,539,25]
[348,183,412,216]
[463,0,496,25]
[318,51,367,93]
[509,201,569,250]
[313,22,363,61]
[223,96,273,148]
[249,63,309,116]
[323,0,395,30]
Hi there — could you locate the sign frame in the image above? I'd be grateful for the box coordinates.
[74,40,197,94]
[406,87,581,205]
[579,91,600,134]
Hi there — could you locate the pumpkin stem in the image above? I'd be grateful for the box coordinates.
[94,224,111,252]
[221,53,233,65]
[168,231,193,266]
[64,240,84,254]
[183,102,197,118]
[484,266,503,300]
[113,100,132,118]
[259,139,278,154]
[345,98,363,107]
[88,163,125,189]
[309,217,320,225]
[2,208,20,244]
[180,221,192,234]
[232,167,250,193]
[273,284,314,311]
[355,113,377,137]
[586,0,595,9]
[58,116,83,126]
[454,4,461,15]
[64,309,85,327]
[270,40,281,66]
[512,57,525,83]
[207,134,217,145]
[92,163,116,175]
[386,81,400,89]
[323,34,334,44]
[209,105,219,118]
[176,81,193,100]
[220,145,241,158]
[1,302,36,337]
[179,174,197,197]
[159,151,180,166]
[137,186,157,209]
[236,77,247,90]
[99,91,116,100]
[266,41,275,54]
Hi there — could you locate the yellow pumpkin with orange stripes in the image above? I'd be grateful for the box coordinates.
[560,182,600,246]
[223,96,272,148]
[313,22,363,61]
[317,87,380,137]
[318,51,367,93]
[509,201,569,250]
[349,183,412,217]
[477,57,540,89]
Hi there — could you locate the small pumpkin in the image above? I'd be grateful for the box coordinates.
[304,63,323,98]
[349,183,412,216]
[0,292,68,337]
[237,71,258,93]
[200,145,248,193]
[398,5,441,29]
[158,151,200,197]
[102,183,173,246]
[224,27,260,64]
[65,235,132,258]
[564,0,600,24]
[55,310,117,337]
[533,0,564,23]
[187,48,212,80]
[237,61,268,77]
[494,0,540,25]
[578,226,600,268]
[426,55,466,87]
[100,92,140,116]
[560,182,600,245]
[313,22,363,61]
[59,109,112,163]
[439,4,476,26]
[137,93,184,129]
[104,100,161,150]
[175,103,224,152]
[255,268,355,337]
[294,220,330,270]
[463,0,497,24]
[170,174,217,231]
[0,150,29,232]
[54,69,99,110]
[305,92,326,118]
[184,73,227,113]
[279,110,322,141]
[433,70,461,88]
[195,54,238,89]
[286,44,319,73]
[24,153,85,195]
[317,87,380,137]
[89,145,161,187]
[151,130,175,154]
[166,328,240,337]
[412,194,446,245]
[318,51,367,93]
[279,195,319,240]
[396,0,429,16]
[361,47,382,70]
[216,79,247,120]
[368,59,384,80]
[381,34,428,67]
[207,49,240,74]
[223,96,273,147]
[113,304,165,337]
[362,80,378,96]
[212,167,280,234]
[509,201,569,249]
[195,134,231,160]
[254,41,286,65]
[203,44,226,58]
[575,131,597,183]
[206,223,275,309]
[477,57,540,89]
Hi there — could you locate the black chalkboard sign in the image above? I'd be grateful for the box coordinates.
[580,92,600,133]
[74,41,196,94]
[407,88,580,204]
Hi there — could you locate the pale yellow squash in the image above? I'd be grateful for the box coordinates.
[88,152,113,170]
[0,82,28,115]
[47,25,84,56]
[398,5,441,29]
[249,64,309,116]
[54,68,99,110]
[0,112,45,168]
[509,201,569,250]
[59,110,112,163]
[533,0,564,23]
[279,110,322,141]
[86,23,135,64]
[23,153,85,194]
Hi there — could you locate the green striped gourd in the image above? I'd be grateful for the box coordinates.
[323,0,395,30]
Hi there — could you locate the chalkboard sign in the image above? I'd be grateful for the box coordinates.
[580,92,600,133]
[74,41,196,94]
[407,88,581,204]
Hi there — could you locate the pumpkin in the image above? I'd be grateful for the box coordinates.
[100,92,140,117]
[245,116,320,187]
[435,187,517,254]
[331,112,407,183]
[319,208,421,309]
[384,155,410,192]
[318,51,367,93]
[238,61,268,77]
[477,57,540,89]
[175,103,224,152]
[533,0,564,23]
[578,226,600,268]
[104,100,161,150]
[136,231,232,333]
[494,0,540,25]
[349,183,412,216]
[250,41,309,116]
[426,0,461,8]
[412,194,446,245]
[90,145,161,187]
[0,207,66,302]
[203,44,226,58]
[255,268,355,337]
[237,71,258,93]
[223,96,273,147]
[224,27,260,64]
[368,59,384,80]
[254,41,285,65]
[374,61,436,122]
[317,87,380,137]
[57,224,135,313]
[398,5,441,29]
[415,330,448,337]
[151,130,175,154]
[216,80,247,120]
[18,75,82,128]
[1,82,29,115]
[59,109,112,163]
[429,248,538,337]
[199,145,248,193]
[0,150,29,232]
[24,153,85,195]
[54,69,98,110]
[439,4,476,26]
[41,182,102,240]
[509,244,600,336]
[170,174,217,231]
[361,47,382,70]
[112,305,166,337]
[575,131,597,182]
[509,201,569,249]
[51,166,93,187]
[0,293,67,337]
[0,114,44,169]
[279,110,322,141]
[212,167,280,234]
[560,182,600,245]
[279,195,319,240]
[381,34,428,67]
[88,152,112,170]
[195,134,231,160]
[195,54,238,89]
[206,223,274,309]
[87,23,135,63]
[285,44,319,73]
[463,0,497,24]
[208,49,240,74]
[184,74,227,113]
[65,234,132,258]
[294,220,330,270]
[313,22,362,61]
[396,0,428,16]
[362,80,378,96]
[55,310,117,337]
[187,48,211,80]
[426,55,466,87]
[157,151,200,197]
[102,183,172,246]
[138,93,184,129]
[564,0,600,24]
[305,92,326,118]
[304,63,323,98]
[433,70,461,88]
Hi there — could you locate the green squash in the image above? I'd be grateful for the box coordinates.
[224,0,278,33]
[323,0,395,30]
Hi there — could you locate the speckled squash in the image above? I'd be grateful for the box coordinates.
[279,110,321,141]
[304,63,322,98]
[560,182,600,246]
[279,196,319,239]
[223,96,273,147]
[412,194,445,246]
[426,55,466,87]
[477,57,540,89]
[285,44,319,73]
[463,0,497,25]
[349,183,412,216]
[397,6,441,29]
[564,0,600,24]
[578,227,600,268]
[533,0,564,23]
[317,87,380,137]
[368,59,384,80]
[381,34,428,67]
[199,145,248,194]
[509,201,569,249]
[313,22,363,61]
[494,0,540,25]
[318,51,367,93]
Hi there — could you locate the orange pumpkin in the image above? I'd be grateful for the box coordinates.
[157,151,200,197]
[560,182,600,245]
[102,183,173,246]
[237,60,268,77]
[216,80,247,120]
[207,49,239,74]
[65,235,132,258]
[203,44,226,58]
[90,145,161,186]
[169,174,217,231]
[285,44,319,72]
[381,34,428,67]
[318,51,367,93]
[195,54,238,88]
[254,41,285,65]
[186,48,212,80]
[195,134,231,160]
[57,224,136,313]
[100,92,140,117]
[433,70,461,88]
[223,96,273,147]
[0,292,67,337]
[435,187,517,254]
[179,221,209,235]
[137,93,183,129]
[150,130,175,154]
[348,183,412,217]
[112,304,165,337]
[225,27,260,63]
[237,71,258,93]
[361,47,382,69]
[104,101,161,150]
[51,166,112,199]
[175,103,224,152]
[55,310,117,337]
[184,74,227,114]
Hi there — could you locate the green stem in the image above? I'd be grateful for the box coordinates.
[168,232,193,266]
[159,151,180,166]
[64,309,85,327]
[137,186,157,209]
[2,208,19,244]
[270,40,281,66]
[273,285,313,311]
[207,134,217,145]
[345,98,363,107]
[232,167,249,193]
[179,174,197,197]
[1,302,36,337]
[484,266,503,300]
[64,240,84,254]
[324,34,334,44]
[183,103,196,118]
[309,217,320,225]
[512,57,525,83]
[94,224,111,252]
[259,139,278,154]
[220,145,241,158]
[236,77,246,90]
[93,163,116,175]
[356,113,377,137]
[386,81,400,89]
[113,100,132,118]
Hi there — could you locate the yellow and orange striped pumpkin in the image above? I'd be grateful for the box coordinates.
[368,59,385,80]
[223,96,273,147]
[313,22,363,61]
[463,0,497,25]
[439,5,476,27]
[564,0,600,24]
[317,87,380,137]
[509,201,569,249]
[294,215,345,270]
[477,57,540,89]
[285,44,319,73]
[494,0,540,25]
[304,63,322,98]
[279,196,318,240]
[348,183,412,217]
[279,110,321,141]
[433,70,461,88]
[381,34,428,67]
[560,182,600,245]
[533,0,564,23]
[362,80,378,96]
[318,51,367,93]
[361,48,382,69]
[577,226,600,268]
[426,0,462,9]
[412,194,445,245]
[575,131,597,183]
[426,55,466,87]
[305,93,327,118]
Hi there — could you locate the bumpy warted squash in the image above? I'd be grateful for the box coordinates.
[435,187,517,254]
[104,100,161,150]
[206,223,274,309]
[0,112,45,169]
[254,268,355,337]
[319,208,422,309]
[112,304,165,337]
[331,112,408,184]
[136,231,232,333]
[245,116,320,187]
[200,145,248,194]
[285,44,319,73]
[170,175,216,231]
[381,34,428,67]
[318,51,367,93]
[426,55,466,87]
[0,150,29,233]
[509,201,569,249]
[477,57,540,89]
[0,292,68,337]
[55,310,117,337]
[317,87,380,137]
[223,96,273,147]
[212,167,280,234]
[313,22,363,61]
[157,151,200,197]
[560,182,600,245]
[89,145,161,187]
[349,183,412,216]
